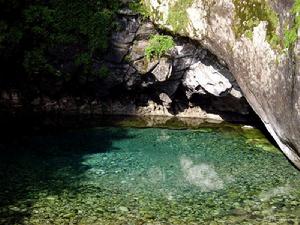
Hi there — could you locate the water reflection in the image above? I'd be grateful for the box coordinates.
[180,156,224,191]
[259,184,293,202]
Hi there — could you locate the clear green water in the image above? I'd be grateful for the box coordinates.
[0,122,300,225]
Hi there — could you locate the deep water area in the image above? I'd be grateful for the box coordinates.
[0,117,299,225]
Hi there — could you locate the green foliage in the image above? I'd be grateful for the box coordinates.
[0,0,120,83]
[284,0,300,49]
[233,0,280,48]
[284,29,297,49]
[167,0,194,33]
[145,35,175,61]
[129,0,150,19]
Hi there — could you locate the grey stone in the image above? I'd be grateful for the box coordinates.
[124,67,141,89]
[173,57,194,72]
[159,93,172,107]
[111,32,136,45]
[230,86,243,99]
[129,40,149,61]
[111,17,139,45]
[183,62,232,97]
[133,58,159,75]
[119,206,129,212]
[174,43,197,58]
[136,22,157,40]
[152,58,172,82]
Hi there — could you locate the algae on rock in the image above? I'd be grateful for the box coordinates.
[232,0,280,48]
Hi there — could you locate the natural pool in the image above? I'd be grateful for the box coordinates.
[0,117,299,225]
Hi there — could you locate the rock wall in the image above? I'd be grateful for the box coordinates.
[143,0,300,169]
[0,9,251,123]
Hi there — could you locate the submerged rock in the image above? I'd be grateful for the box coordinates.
[119,206,129,212]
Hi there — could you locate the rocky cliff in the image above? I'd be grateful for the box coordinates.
[141,0,300,169]
[0,9,252,123]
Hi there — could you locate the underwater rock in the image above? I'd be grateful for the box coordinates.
[119,206,129,212]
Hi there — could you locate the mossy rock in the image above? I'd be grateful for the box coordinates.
[232,0,280,48]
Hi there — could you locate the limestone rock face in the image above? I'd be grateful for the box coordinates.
[146,0,300,168]
[183,62,233,97]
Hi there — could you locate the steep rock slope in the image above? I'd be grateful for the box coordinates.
[143,0,300,168]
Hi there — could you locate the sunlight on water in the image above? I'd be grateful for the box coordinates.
[0,123,299,224]
[180,156,224,191]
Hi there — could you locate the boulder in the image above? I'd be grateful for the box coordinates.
[152,58,172,82]
[147,0,300,168]
[159,93,172,107]
[174,43,197,58]
[129,40,148,61]
[111,17,139,44]
[136,22,157,40]
[173,57,194,72]
[183,62,232,97]
[133,58,159,74]
[124,66,139,89]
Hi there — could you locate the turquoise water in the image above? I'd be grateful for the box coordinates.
[0,122,299,224]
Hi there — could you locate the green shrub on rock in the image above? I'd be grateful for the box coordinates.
[145,35,175,61]
[129,0,150,19]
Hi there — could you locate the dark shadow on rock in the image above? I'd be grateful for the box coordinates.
[168,85,253,124]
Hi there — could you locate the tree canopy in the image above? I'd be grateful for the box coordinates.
[0,0,120,93]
